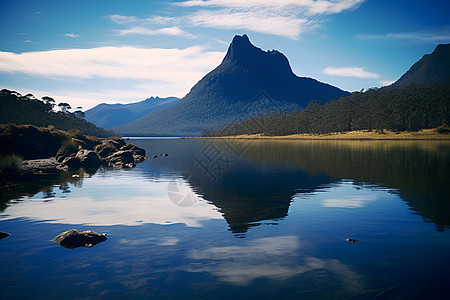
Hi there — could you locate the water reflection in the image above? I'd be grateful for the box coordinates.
[1,139,449,233]
[1,174,222,227]
[187,235,364,292]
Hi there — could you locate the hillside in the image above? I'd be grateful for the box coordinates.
[0,89,115,137]
[113,34,349,136]
[394,44,450,86]
[204,84,450,136]
[85,96,179,128]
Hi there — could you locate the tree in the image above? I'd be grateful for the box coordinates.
[42,96,56,110]
[58,102,71,113]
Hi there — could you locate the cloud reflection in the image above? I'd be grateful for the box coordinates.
[323,196,376,208]
[187,236,363,290]
[1,177,222,227]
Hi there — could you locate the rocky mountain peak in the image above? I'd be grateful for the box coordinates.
[221,34,294,77]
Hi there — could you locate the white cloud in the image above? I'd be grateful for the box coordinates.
[0,46,224,108]
[116,26,196,38]
[110,0,364,40]
[187,9,309,39]
[177,0,365,15]
[380,79,395,86]
[323,66,380,79]
[109,14,141,24]
[64,33,79,38]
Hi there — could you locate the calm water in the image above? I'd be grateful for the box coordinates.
[1,138,450,299]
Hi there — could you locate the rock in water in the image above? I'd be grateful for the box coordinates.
[346,238,359,242]
[53,229,107,249]
[0,231,10,240]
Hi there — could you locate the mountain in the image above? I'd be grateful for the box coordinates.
[394,44,450,86]
[206,44,450,136]
[113,34,349,136]
[85,96,179,128]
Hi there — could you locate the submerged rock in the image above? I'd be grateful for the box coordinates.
[0,232,10,240]
[53,229,107,249]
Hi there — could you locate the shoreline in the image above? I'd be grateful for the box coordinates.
[188,129,450,140]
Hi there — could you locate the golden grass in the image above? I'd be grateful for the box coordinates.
[196,128,450,140]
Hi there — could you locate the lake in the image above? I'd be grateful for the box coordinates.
[1,138,450,299]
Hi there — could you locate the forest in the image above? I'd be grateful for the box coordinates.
[203,84,450,136]
[0,89,115,137]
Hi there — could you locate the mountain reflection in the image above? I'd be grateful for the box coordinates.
[197,139,450,231]
[169,139,450,232]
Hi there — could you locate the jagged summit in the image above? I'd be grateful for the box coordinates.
[221,34,294,76]
[394,43,450,86]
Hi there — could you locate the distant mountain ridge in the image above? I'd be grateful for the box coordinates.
[113,34,349,136]
[394,43,450,86]
[85,96,179,128]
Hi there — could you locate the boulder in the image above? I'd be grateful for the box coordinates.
[95,140,122,158]
[0,231,10,240]
[76,150,101,168]
[106,150,135,165]
[62,155,81,169]
[133,154,145,163]
[53,229,107,249]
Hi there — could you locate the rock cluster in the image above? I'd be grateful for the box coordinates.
[53,229,107,249]
[57,138,146,169]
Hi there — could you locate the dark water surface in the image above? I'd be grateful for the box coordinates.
[1,138,450,299]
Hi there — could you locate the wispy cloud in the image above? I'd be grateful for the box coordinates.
[64,33,79,38]
[380,80,395,86]
[0,46,223,80]
[109,14,141,24]
[0,46,224,107]
[116,26,196,38]
[355,29,450,43]
[177,0,365,15]
[323,66,380,79]
[187,9,310,39]
[110,0,365,40]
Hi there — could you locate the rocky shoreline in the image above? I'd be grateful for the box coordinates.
[11,138,146,182]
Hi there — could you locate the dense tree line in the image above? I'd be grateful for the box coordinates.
[0,89,115,137]
[204,84,450,136]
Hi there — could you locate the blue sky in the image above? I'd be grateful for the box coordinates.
[1,0,449,109]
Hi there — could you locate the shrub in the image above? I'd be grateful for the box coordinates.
[0,154,22,175]
[437,124,450,134]
[56,139,80,159]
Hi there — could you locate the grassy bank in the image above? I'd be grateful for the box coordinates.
[194,128,450,140]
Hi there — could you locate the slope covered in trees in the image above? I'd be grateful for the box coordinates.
[0,89,115,137]
[204,84,450,136]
